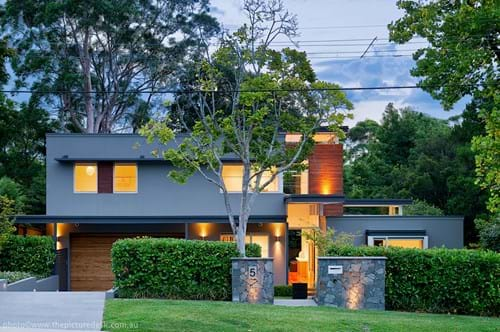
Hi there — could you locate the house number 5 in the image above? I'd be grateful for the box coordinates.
[248,266,257,278]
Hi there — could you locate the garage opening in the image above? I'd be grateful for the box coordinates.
[70,233,183,291]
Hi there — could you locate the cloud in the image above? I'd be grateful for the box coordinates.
[210,0,468,125]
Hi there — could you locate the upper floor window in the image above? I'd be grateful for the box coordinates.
[114,164,138,193]
[74,162,137,193]
[221,164,280,193]
[74,163,98,193]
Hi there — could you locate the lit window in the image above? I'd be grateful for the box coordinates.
[220,233,269,257]
[222,165,243,192]
[221,164,279,193]
[74,163,97,193]
[260,169,279,192]
[369,236,428,249]
[114,164,137,193]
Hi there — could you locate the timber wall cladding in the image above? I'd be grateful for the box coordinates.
[323,203,344,217]
[308,144,343,195]
[97,162,113,193]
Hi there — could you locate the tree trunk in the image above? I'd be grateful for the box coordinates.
[236,223,246,257]
[82,29,95,133]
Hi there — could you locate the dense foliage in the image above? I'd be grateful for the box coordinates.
[112,238,261,300]
[274,285,293,297]
[345,104,487,243]
[0,235,55,277]
[327,245,500,316]
[389,0,499,242]
[0,271,32,283]
[0,196,15,251]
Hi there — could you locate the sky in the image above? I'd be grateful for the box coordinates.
[210,0,466,127]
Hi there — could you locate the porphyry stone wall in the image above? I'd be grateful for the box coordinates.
[232,258,274,304]
[316,257,386,310]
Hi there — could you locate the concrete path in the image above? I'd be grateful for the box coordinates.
[0,292,105,331]
[274,298,318,306]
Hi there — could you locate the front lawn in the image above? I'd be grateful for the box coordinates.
[103,299,499,332]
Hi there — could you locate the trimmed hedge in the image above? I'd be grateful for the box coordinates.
[0,235,55,277]
[275,285,293,297]
[112,238,261,300]
[327,246,500,316]
[0,271,33,283]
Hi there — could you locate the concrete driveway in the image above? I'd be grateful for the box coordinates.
[0,292,105,331]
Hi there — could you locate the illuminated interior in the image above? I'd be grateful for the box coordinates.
[285,132,337,144]
[74,163,97,192]
[222,165,279,193]
[220,233,269,257]
[372,237,425,249]
[114,164,137,192]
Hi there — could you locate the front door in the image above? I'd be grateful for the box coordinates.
[287,229,317,290]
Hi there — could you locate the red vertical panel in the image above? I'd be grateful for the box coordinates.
[308,144,343,195]
[98,162,113,193]
[323,203,344,217]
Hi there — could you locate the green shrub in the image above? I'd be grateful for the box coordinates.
[478,217,500,252]
[0,235,55,277]
[246,243,261,257]
[275,285,292,297]
[326,245,500,316]
[112,238,261,300]
[0,271,32,283]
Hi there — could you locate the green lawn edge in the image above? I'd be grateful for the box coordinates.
[103,299,500,332]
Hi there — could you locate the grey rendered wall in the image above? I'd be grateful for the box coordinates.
[46,134,285,216]
[327,216,463,248]
[187,223,287,286]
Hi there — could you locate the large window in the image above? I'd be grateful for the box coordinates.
[220,233,270,257]
[74,162,138,193]
[74,163,98,193]
[114,163,137,193]
[368,236,428,249]
[221,165,280,193]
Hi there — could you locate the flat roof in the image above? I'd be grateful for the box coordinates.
[344,198,413,206]
[285,194,345,203]
[14,215,287,224]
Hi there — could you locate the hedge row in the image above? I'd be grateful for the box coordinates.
[326,245,500,316]
[0,235,55,277]
[274,285,293,297]
[111,238,261,300]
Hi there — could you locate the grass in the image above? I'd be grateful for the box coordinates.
[103,299,499,332]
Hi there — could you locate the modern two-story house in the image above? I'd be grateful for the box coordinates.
[16,131,463,291]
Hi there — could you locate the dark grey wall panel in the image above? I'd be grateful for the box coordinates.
[46,135,285,216]
[327,216,463,248]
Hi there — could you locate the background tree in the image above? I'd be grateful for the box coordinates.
[141,0,353,256]
[2,0,219,133]
[344,104,487,243]
[0,195,15,252]
[388,0,499,246]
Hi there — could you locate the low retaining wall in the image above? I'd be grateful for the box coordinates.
[316,257,386,310]
[0,275,59,292]
[232,258,274,304]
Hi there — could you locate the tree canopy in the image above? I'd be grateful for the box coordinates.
[344,103,487,243]
[1,0,219,133]
[388,0,499,218]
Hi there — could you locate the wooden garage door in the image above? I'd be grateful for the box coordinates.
[70,233,183,291]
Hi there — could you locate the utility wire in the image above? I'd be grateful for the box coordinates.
[1,83,496,95]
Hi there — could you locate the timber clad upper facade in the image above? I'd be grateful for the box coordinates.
[16,132,464,291]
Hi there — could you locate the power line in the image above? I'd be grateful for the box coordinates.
[1,83,495,95]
